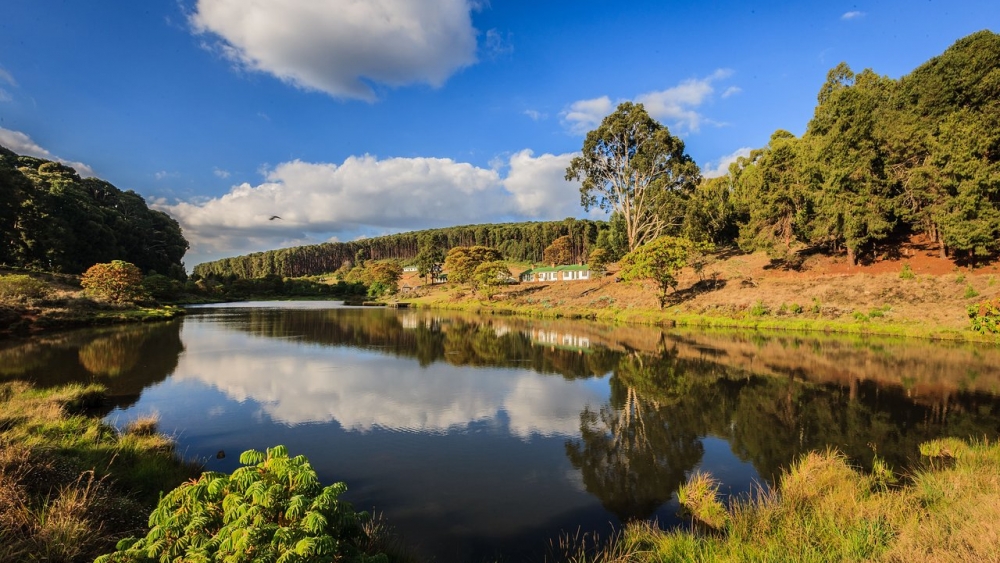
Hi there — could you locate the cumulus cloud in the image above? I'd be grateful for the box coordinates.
[560,96,613,135]
[721,86,742,98]
[562,70,737,135]
[502,150,581,218]
[841,11,865,20]
[157,151,586,266]
[0,127,95,177]
[702,147,753,179]
[189,0,479,100]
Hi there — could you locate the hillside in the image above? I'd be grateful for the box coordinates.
[403,234,1000,335]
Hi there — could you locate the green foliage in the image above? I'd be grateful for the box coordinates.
[790,303,804,314]
[749,300,770,317]
[567,102,700,252]
[444,245,502,285]
[618,236,714,308]
[0,274,51,303]
[471,260,512,298]
[361,262,403,298]
[96,445,386,563]
[415,232,445,284]
[81,261,147,304]
[0,147,188,274]
[964,284,980,299]
[899,263,915,280]
[142,274,183,301]
[586,247,610,275]
[543,235,575,266]
[967,297,1000,334]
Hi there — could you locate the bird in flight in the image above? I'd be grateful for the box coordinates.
[269,215,282,221]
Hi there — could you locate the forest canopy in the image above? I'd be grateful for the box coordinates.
[721,30,1000,264]
[0,147,189,277]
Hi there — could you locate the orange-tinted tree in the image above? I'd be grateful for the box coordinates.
[81,260,147,303]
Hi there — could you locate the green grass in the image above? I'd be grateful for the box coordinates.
[0,381,200,561]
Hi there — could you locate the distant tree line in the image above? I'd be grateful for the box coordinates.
[193,218,605,279]
[0,147,189,277]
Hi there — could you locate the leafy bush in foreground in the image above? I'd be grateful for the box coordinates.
[96,445,386,563]
[968,297,1000,334]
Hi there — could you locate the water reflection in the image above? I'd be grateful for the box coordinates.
[3,304,1000,562]
[0,321,183,411]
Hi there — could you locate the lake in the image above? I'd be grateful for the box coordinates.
[3,301,1000,562]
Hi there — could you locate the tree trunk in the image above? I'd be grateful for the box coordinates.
[847,246,857,265]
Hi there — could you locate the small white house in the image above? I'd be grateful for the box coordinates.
[520,265,591,283]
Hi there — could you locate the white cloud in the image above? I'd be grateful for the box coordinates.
[154,171,170,180]
[483,28,514,60]
[189,0,478,101]
[721,86,742,98]
[560,96,613,135]
[502,150,582,218]
[0,89,11,103]
[562,70,737,135]
[841,11,865,20]
[0,127,95,177]
[702,147,752,179]
[0,66,16,87]
[635,69,733,132]
[522,109,546,121]
[213,167,231,179]
[158,151,588,266]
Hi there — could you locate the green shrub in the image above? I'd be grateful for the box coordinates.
[0,274,51,303]
[141,274,183,301]
[96,445,386,563]
[790,303,803,314]
[749,300,770,317]
[968,298,1000,334]
[810,298,822,314]
[964,284,980,299]
[899,263,915,280]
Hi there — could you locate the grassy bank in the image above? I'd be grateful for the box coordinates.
[405,295,1000,344]
[1,271,185,337]
[560,438,1000,563]
[0,381,199,562]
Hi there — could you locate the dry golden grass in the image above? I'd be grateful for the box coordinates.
[578,439,1000,563]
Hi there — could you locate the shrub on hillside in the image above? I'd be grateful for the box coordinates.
[81,261,146,304]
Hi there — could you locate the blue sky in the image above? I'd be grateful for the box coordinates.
[1,1,996,267]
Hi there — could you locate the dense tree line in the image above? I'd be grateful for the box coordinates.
[193,218,605,279]
[698,30,1000,265]
[0,147,189,277]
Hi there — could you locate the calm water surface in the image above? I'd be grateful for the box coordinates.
[4,301,1000,562]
